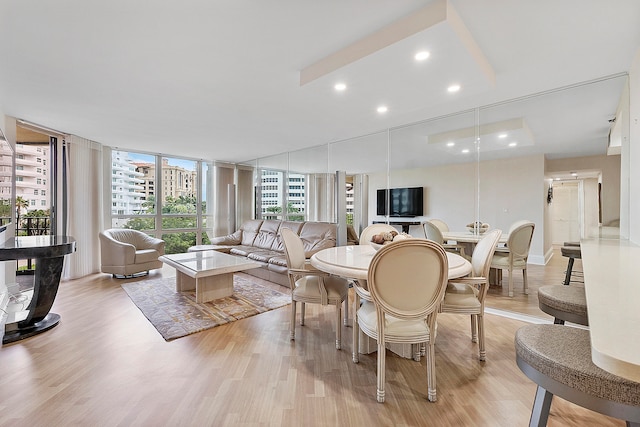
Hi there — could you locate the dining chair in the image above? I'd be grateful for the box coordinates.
[490,221,535,297]
[359,223,397,245]
[352,239,448,403]
[422,220,466,257]
[440,229,502,361]
[429,219,449,233]
[281,227,350,349]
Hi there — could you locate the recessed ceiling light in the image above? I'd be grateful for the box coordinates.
[446,141,455,147]
[508,142,517,147]
[414,51,430,61]
[461,149,470,154]
[448,84,461,93]
[498,133,508,139]
[377,105,388,114]
[334,83,347,91]
[571,172,578,177]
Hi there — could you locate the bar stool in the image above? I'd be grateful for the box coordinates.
[538,285,588,326]
[561,244,582,286]
[515,324,640,427]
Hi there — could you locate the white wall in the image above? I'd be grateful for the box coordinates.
[628,48,640,244]
[368,154,548,264]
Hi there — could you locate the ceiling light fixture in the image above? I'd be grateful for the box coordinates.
[448,84,461,93]
[462,148,470,154]
[508,142,517,147]
[377,105,388,114]
[446,141,455,147]
[498,133,508,139]
[414,51,430,61]
[571,171,578,177]
[334,83,347,91]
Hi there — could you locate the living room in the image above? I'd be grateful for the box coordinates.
[1,1,640,425]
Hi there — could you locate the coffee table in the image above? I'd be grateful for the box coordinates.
[159,251,261,303]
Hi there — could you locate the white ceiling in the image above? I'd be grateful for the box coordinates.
[0,0,639,169]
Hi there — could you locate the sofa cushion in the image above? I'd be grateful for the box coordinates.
[230,245,264,257]
[247,249,282,263]
[271,221,305,252]
[252,220,281,250]
[299,222,337,256]
[239,219,264,246]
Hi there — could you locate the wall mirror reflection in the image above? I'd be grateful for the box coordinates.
[248,74,627,320]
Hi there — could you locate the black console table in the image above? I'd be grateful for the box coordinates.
[373,220,421,234]
[1,235,76,344]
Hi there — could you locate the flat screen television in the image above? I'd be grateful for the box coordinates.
[376,187,424,217]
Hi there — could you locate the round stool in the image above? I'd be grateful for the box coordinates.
[515,324,640,426]
[561,245,582,286]
[538,285,588,326]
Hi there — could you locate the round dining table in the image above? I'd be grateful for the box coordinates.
[310,242,472,360]
[310,243,472,282]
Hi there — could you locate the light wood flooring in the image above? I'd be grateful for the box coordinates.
[0,247,621,426]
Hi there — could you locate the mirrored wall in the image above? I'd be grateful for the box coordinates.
[246,73,627,268]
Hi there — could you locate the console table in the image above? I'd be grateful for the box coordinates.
[372,220,421,234]
[1,235,76,344]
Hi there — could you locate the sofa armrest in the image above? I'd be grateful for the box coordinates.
[137,234,166,254]
[99,234,136,264]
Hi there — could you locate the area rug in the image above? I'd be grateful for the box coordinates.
[121,275,290,341]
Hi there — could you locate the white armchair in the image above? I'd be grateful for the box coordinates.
[99,229,165,278]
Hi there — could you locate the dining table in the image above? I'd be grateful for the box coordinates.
[310,242,472,358]
[442,230,509,284]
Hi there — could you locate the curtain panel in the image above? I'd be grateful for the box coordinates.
[62,136,103,279]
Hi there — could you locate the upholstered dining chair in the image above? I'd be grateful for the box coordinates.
[440,229,502,361]
[359,223,397,245]
[490,221,535,297]
[422,220,466,257]
[281,227,349,350]
[429,218,449,232]
[352,239,448,403]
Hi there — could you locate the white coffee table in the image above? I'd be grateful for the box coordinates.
[159,251,261,303]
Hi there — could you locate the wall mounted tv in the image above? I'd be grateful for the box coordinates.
[376,187,424,217]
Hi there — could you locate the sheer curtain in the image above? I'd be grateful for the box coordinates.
[62,136,103,279]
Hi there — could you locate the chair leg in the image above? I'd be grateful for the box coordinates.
[478,314,486,361]
[343,294,349,326]
[563,257,575,286]
[290,300,296,340]
[300,302,306,326]
[523,268,529,295]
[420,342,426,356]
[470,314,478,343]
[352,294,360,363]
[412,344,421,362]
[529,385,553,427]
[508,268,514,297]
[377,338,386,403]
[335,302,342,350]
[426,341,437,402]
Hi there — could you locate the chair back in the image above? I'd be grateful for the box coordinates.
[507,221,535,260]
[422,221,444,245]
[508,219,532,234]
[470,229,502,277]
[367,239,448,321]
[281,227,306,271]
[359,224,397,245]
[429,219,449,232]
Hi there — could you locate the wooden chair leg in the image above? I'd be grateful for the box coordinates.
[290,300,296,340]
[300,302,306,325]
[343,295,349,326]
[426,340,437,402]
[508,268,514,297]
[377,338,386,403]
[352,293,360,363]
[335,302,342,350]
[523,268,529,295]
[478,314,486,361]
[470,314,478,343]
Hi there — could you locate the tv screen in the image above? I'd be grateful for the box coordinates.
[376,187,424,217]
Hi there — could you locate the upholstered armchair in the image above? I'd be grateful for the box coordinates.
[99,229,165,278]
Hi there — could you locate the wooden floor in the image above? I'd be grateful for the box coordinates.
[0,247,622,426]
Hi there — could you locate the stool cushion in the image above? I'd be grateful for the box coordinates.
[561,246,582,258]
[515,324,640,407]
[538,285,587,318]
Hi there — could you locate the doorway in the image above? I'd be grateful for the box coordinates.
[549,181,580,245]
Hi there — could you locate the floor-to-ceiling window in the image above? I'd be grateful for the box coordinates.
[109,150,211,254]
